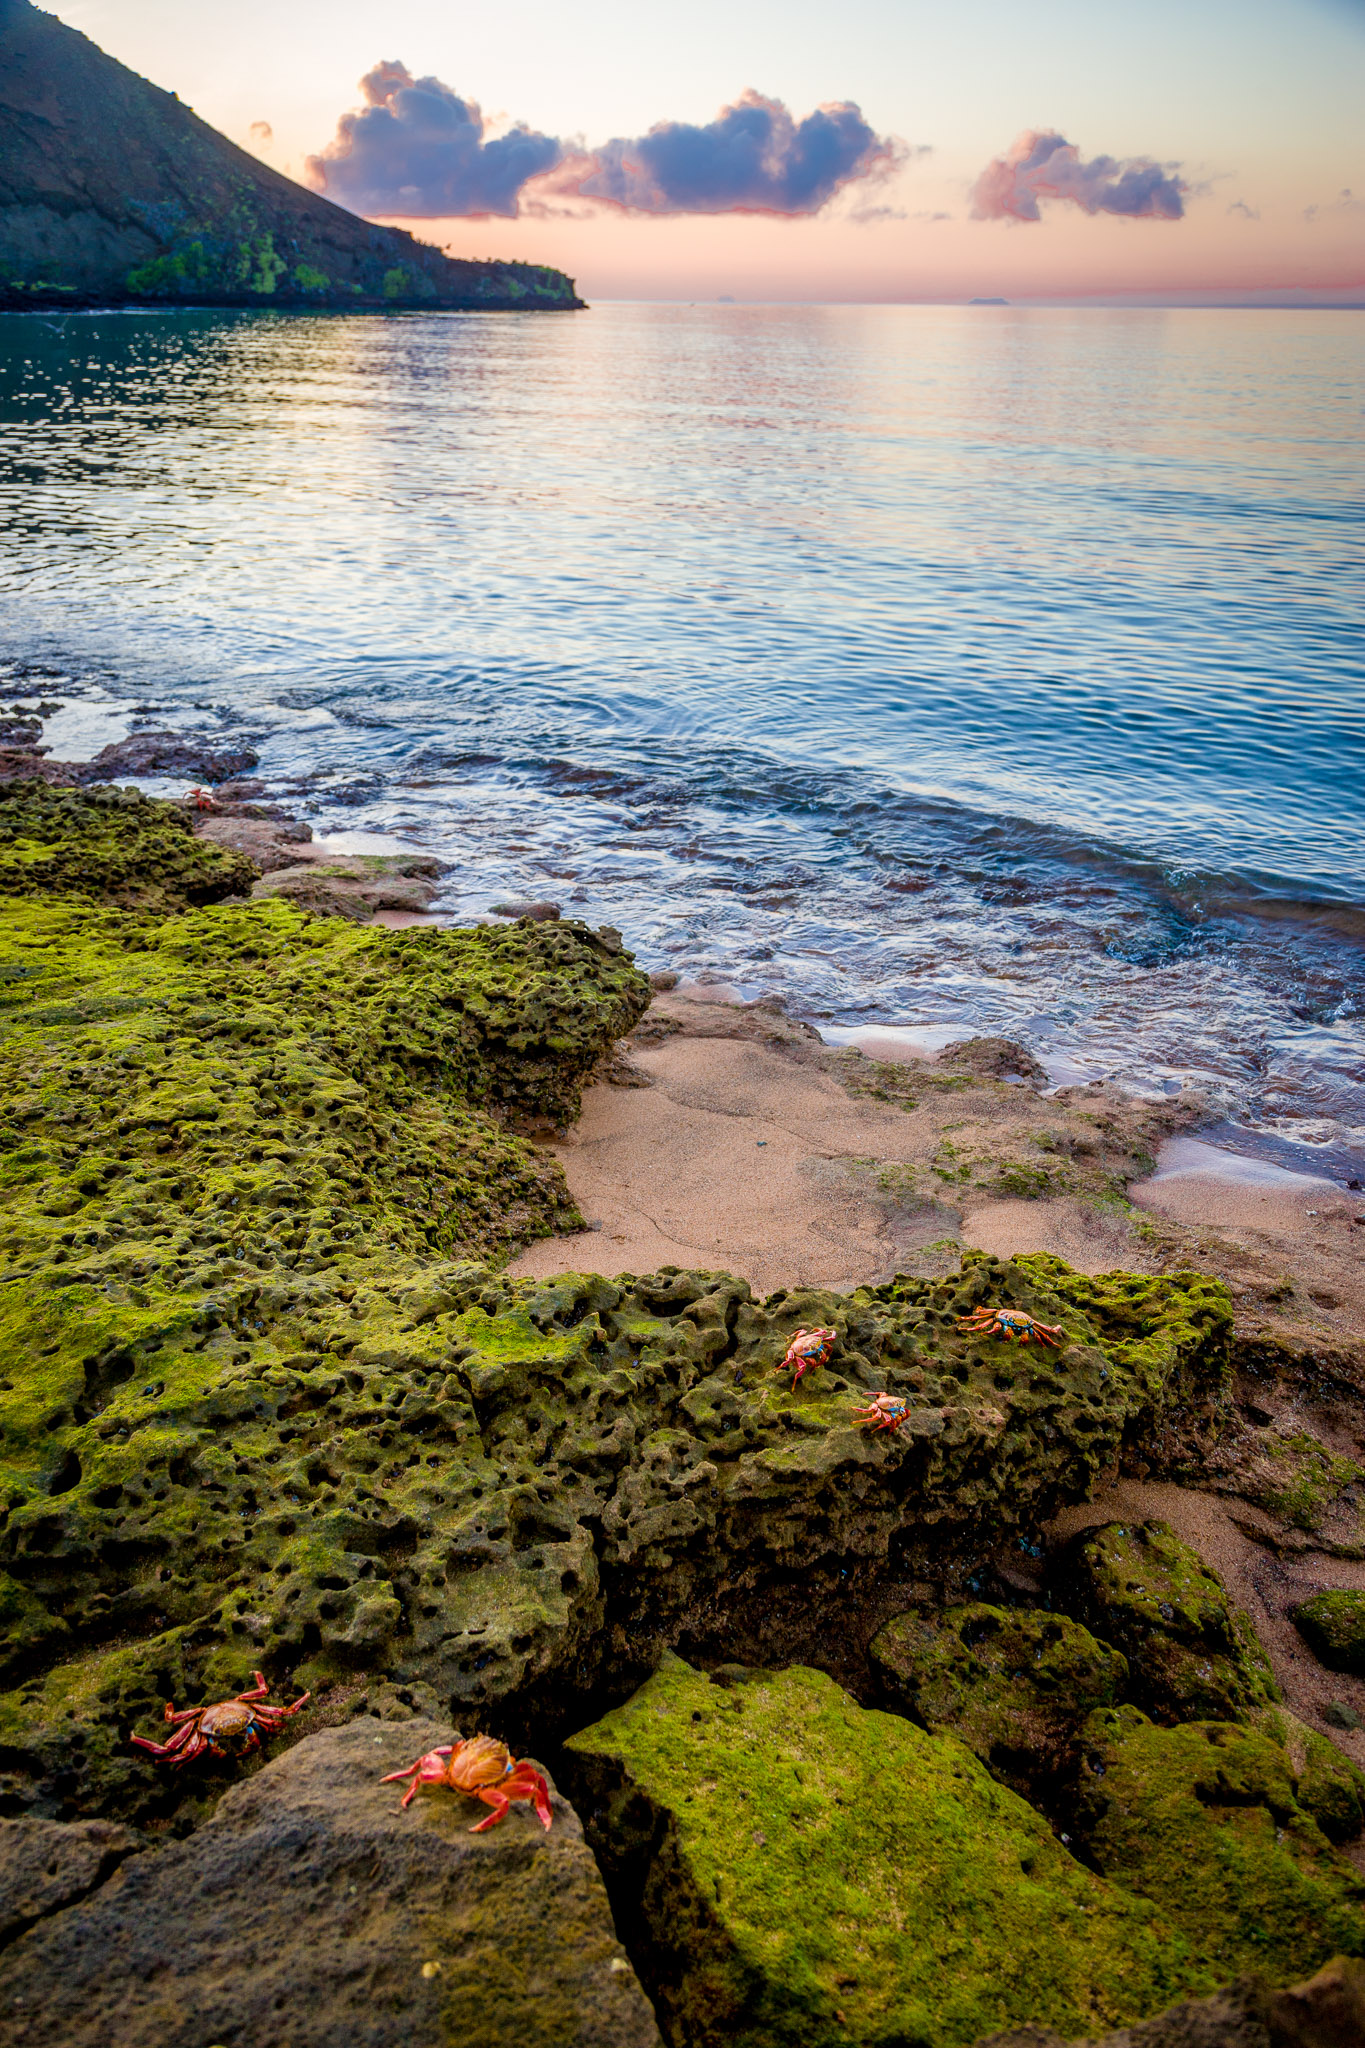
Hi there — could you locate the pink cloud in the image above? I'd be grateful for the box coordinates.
[972,130,1187,223]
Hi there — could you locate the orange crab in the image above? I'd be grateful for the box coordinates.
[853,1392,912,1432]
[382,1733,553,1832]
[776,1326,838,1388]
[956,1306,1063,1347]
[131,1671,309,1766]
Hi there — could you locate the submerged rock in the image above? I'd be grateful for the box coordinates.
[870,1602,1127,1801]
[0,1718,659,2048]
[1067,1706,1365,1986]
[563,1654,1208,2048]
[1053,1521,1279,1723]
[1292,1591,1365,1675]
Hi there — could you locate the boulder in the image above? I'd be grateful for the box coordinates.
[564,1655,1208,2048]
[1052,1522,1279,1723]
[1067,1706,1365,1986]
[870,1602,1128,1800]
[1292,1592,1365,1676]
[78,730,261,784]
[0,1718,660,2048]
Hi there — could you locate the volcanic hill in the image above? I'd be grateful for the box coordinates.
[0,0,582,311]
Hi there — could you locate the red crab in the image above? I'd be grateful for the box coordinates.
[131,1672,309,1767]
[185,785,218,812]
[956,1306,1063,1348]
[853,1392,912,1432]
[776,1326,838,1388]
[382,1734,553,1832]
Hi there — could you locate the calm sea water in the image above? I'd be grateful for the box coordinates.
[1,304,1362,1160]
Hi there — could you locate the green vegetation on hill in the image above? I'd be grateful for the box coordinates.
[0,0,582,309]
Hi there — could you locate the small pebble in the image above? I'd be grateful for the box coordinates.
[421,1960,443,1979]
[756,1140,767,1147]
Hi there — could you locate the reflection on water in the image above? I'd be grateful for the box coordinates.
[0,304,1361,1153]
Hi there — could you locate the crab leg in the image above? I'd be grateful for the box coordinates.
[470,1788,511,1832]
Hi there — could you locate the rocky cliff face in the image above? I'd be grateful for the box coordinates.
[0,0,583,310]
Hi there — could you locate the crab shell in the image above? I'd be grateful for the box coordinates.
[196,1701,259,1744]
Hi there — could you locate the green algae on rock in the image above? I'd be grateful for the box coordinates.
[1292,1589,1365,1675]
[1053,1520,1279,1723]
[1069,1705,1365,1985]
[0,1242,1230,1821]
[870,1602,1128,1802]
[0,782,259,914]
[563,1655,1208,2048]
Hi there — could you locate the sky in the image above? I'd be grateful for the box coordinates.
[45,0,1365,303]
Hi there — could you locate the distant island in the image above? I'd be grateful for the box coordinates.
[969,297,1010,306]
[0,0,582,312]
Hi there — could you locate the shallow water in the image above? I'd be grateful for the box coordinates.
[1,304,1361,1161]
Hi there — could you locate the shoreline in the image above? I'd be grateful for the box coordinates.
[2,753,1365,2040]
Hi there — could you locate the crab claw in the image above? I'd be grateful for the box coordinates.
[382,1744,455,1809]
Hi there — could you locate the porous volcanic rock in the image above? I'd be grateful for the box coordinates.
[0,1242,1230,1820]
[1052,1521,1280,1723]
[0,1718,660,2048]
[1292,1592,1365,1676]
[0,781,259,911]
[1066,1706,1365,1985]
[563,1655,1209,2048]
[0,1814,138,1943]
[870,1602,1128,1802]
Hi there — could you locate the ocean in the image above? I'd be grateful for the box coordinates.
[1,302,1361,1167]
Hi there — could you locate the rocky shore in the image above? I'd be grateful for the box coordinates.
[0,758,1362,2047]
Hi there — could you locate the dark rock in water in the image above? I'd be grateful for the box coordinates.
[78,729,260,785]
[0,1719,660,2048]
[1052,1522,1280,1724]
[1292,1591,1365,1675]
[0,0,584,312]
[940,1036,1049,1085]
[564,1654,1205,2048]
[1065,1706,1365,1990]
[492,899,563,921]
[0,780,259,911]
[0,1815,139,1944]
[870,1601,1127,1801]
[976,1954,1365,2047]
[0,746,80,786]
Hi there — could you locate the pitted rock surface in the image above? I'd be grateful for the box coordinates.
[0,1718,660,2048]
[0,1815,138,1944]
[0,1249,1231,1820]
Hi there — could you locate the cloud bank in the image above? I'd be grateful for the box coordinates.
[556,91,904,216]
[972,130,1187,222]
[307,61,562,218]
[309,69,903,220]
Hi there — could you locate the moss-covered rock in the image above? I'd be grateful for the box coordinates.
[869,1602,1128,1801]
[1272,1709,1365,1845]
[0,1239,1231,1821]
[1069,1706,1365,1984]
[1292,1590,1365,1675]
[0,782,258,914]
[1053,1521,1279,1723]
[563,1655,1208,2048]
